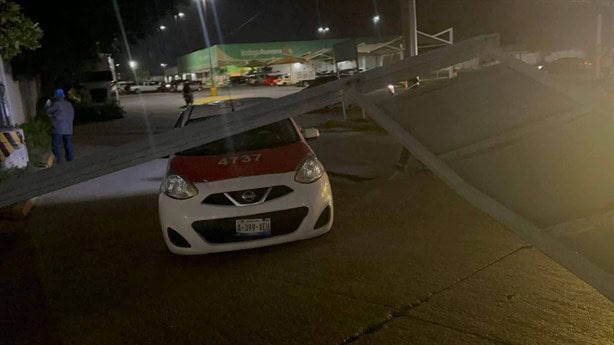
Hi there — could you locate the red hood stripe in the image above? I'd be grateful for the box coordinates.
[170,141,312,182]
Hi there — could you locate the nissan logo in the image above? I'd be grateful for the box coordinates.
[241,191,257,203]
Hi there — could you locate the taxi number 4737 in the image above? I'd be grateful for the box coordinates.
[217,154,262,166]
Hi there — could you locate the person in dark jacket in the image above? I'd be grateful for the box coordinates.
[182,82,193,106]
[45,89,75,164]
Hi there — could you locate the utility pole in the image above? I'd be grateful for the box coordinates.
[395,0,418,171]
[400,0,418,58]
[196,0,216,94]
[596,12,603,79]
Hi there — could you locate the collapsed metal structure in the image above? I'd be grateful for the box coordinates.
[1,34,612,300]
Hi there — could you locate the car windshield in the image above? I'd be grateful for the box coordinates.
[177,118,299,156]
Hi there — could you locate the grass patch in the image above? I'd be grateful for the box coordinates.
[0,166,30,183]
[20,117,52,167]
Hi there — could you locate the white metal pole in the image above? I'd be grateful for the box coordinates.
[596,13,603,80]
[448,28,455,78]
[400,0,418,58]
[408,0,418,57]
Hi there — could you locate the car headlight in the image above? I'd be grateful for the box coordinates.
[295,154,324,184]
[161,174,199,199]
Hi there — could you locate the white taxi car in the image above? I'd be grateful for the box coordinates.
[159,98,333,254]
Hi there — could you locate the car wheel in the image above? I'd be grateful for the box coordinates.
[134,89,141,94]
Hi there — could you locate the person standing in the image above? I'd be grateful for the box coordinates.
[45,89,75,164]
[182,82,193,107]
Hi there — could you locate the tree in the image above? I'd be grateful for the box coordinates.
[0,0,42,60]
[10,0,185,89]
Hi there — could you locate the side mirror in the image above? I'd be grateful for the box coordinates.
[302,127,320,141]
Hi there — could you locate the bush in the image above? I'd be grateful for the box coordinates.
[20,116,51,152]
[0,166,28,183]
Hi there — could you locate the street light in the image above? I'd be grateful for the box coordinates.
[194,0,217,92]
[317,26,330,33]
[373,15,380,24]
[178,12,185,18]
[160,63,168,82]
[129,60,138,83]
[159,25,167,31]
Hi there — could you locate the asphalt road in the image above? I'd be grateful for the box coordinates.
[2,87,613,344]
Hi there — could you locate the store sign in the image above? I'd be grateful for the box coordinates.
[240,48,292,57]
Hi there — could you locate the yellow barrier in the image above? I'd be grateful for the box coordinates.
[0,129,24,161]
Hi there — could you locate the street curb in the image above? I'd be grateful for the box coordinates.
[0,153,52,221]
[0,197,38,220]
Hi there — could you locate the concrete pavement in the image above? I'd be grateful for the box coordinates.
[2,87,612,344]
[7,169,613,344]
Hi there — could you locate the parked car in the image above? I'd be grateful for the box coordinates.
[116,81,135,94]
[159,98,333,254]
[230,76,247,86]
[176,80,203,92]
[160,80,204,92]
[262,75,282,86]
[130,81,162,93]
[246,74,266,86]
[275,74,292,86]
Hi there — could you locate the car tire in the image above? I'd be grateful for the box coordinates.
[134,89,141,94]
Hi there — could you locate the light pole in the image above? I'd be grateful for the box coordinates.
[160,63,168,82]
[129,60,138,83]
[400,0,418,58]
[174,12,185,21]
[195,0,216,92]
[318,26,330,40]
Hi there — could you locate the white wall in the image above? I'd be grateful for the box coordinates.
[358,55,379,71]
[310,60,335,74]
[1,57,25,126]
[0,56,38,126]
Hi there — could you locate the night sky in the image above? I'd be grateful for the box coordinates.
[132,0,603,73]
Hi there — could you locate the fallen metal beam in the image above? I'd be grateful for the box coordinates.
[0,34,499,208]
[357,34,499,93]
[346,89,614,301]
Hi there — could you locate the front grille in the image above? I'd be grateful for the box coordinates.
[202,185,294,206]
[227,187,269,205]
[192,207,308,244]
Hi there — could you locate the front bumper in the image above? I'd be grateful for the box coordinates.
[158,172,333,255]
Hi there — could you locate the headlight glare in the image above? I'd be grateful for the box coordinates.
[295,154,324,183]
[161,174,199,199]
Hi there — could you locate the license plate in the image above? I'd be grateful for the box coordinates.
[236,218,271,235]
